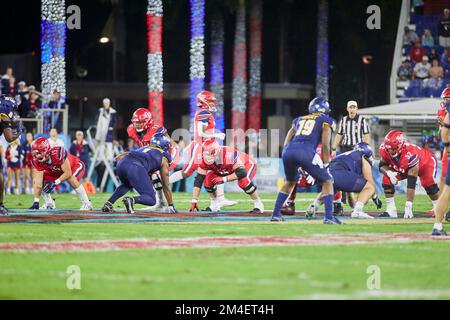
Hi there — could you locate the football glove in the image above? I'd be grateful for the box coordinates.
[42,182,56,194]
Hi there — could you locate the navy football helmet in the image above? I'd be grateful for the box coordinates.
[150,134,171,152]
[308,97,330,115]
[354,142,374,164]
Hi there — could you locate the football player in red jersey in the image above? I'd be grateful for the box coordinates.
[378,130,439,218]
[189,139,264,213]
[169,91,236,209]
[28,137,92,211]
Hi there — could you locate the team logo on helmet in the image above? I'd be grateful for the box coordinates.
[132,108,153,133]
[384,130,405,157]
[31,137,51,162]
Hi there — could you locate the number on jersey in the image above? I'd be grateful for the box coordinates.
[296,119,316,136]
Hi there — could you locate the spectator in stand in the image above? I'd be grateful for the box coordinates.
[429,59,444,79]
[429,48,439,62]
[6,77,17,98]
[413,56,431,79]
[440,49,450,71]
[422,29,434,47]
[69,131,91,173]
[5,139,23,195]
[1,67,14,95]
[410,40,426,63]
[403,26,420,45]
[412,0,424,15]
[438,8,450,47]
[25,91,41,117]
[48,89,65,133]
[397,58,414,80]
[22,132,34,194]
[17,81,28,100]
[48,128,65,148]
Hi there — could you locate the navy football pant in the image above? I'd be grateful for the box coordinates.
[330,167,367,193]
[108,157,156,206]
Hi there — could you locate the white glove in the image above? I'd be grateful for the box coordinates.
[386,170,398,185]
[404,201,414,219]
[214,132,226,140]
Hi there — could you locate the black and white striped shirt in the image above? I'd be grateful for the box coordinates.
[337,114,370,147]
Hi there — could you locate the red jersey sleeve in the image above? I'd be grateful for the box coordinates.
[127,125,139,144]
[50,147,67,166]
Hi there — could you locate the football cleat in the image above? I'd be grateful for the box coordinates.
[431,228,448,236]
[250,208,263,214]
[270,215,285,222]
[102,201,114,213]
[80,202,93,211]
[40,201,56,210]
[378,211,397,218]
[281,203,296,216]
[333,202,344,216]
[323,216,342,225]
[219,198,238,208]
[351,211,374,219]
[305,204,317,219]
[0,204,8,215]
[122,197,135,214]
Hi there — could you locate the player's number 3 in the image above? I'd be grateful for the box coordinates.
[296,119,315,136]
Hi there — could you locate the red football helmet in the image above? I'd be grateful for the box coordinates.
[132,108,153,133]
[440,87,450,110]
[384,130,405,157]
[31,137,51,162]
[196,91,217,112]
[202,139,220,165]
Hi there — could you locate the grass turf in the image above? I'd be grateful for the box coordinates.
[0,192,449,300]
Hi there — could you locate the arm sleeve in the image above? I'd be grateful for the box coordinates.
[337,118,344,135]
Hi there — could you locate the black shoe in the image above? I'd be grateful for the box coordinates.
[122,197,135,214]
[102,201,114,213]
[250,208,262,214]
[378,212,390,217]
[202,207,212,212]
[333,202,344,216]
[432,228,448,236]
[0,204,8,215]
[446,211,450,222]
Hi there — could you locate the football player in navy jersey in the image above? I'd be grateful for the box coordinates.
[102,134,176,214]
[271,97,341,224]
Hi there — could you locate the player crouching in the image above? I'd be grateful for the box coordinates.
[378,130,439,218]
[29,137,92,210]
[101,134,176,214]
[306,142,381,219]
[189,140,264,213]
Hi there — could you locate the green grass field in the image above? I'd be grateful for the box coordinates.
[0,192,449,300]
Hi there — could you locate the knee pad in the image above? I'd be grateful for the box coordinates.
[241,180,257,195]
[425,183,439,196]
[382,184,395,195]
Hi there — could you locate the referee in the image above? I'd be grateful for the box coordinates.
[332,100,370,157]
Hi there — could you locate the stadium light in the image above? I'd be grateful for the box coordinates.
[99,37,110,44]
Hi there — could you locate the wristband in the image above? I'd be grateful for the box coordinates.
[444,142,450,147]
[331,148,336,151]
[55,179,61,185]
[223,176,228,183]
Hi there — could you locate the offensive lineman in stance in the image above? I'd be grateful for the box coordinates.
[271,97,340,224]
[432,87,450,236]
[306,142,379,219]
[378,130,439,218]
[189,139,264,213]
[102,134,176,214]
[29,137,92,210]
[170,91,236,209]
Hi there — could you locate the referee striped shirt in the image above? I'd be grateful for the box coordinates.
[337,114,370,147]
